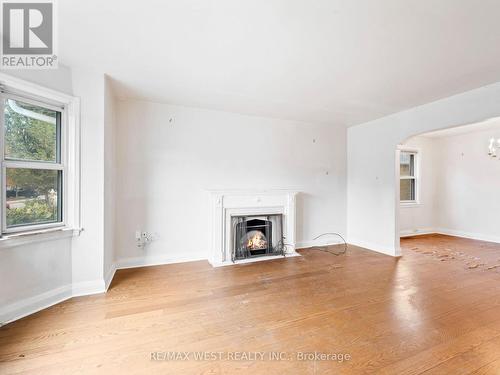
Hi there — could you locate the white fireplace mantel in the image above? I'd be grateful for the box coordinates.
[208,189,299,267]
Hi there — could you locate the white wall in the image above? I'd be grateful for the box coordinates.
[0,238,73,319]
[115,99,347,266]
[434,127,500,242]
[104,76,117,286]
[399,136,438,235]
[70,68,106,294]
[347,81,500,256]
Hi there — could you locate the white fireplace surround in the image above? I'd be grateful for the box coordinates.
[209,189,299,267]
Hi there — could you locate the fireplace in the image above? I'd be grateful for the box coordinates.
[209,189,298,266]
[231,214,284,261]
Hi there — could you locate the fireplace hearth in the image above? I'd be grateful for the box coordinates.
[232,214,284,261]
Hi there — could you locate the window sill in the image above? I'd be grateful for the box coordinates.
[0,227,82,250]
[400,202,422,208]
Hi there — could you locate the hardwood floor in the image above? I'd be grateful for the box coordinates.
[2,234,500,374]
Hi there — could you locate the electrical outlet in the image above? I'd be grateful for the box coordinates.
[136,230,155,248]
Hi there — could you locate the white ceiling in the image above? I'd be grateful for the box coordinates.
[59,0,500,127]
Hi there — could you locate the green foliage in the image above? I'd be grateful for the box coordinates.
[7,168,59,200]
[4,101,57,161]
[7,199,56,226]
[3,100,61,227]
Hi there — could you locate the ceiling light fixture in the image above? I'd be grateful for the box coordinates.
[488,138,500,158]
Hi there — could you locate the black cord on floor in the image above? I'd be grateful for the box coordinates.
[310,232,348,256]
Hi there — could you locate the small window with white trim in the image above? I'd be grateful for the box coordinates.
[1,94,65,233]
[400,150,418,203]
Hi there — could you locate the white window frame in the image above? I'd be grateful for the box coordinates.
[1,94,65,233]
[0,73,80,243]
[399,148,420,205]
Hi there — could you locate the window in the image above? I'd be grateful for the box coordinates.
[1,94,65,233]
[400,150,418,203]
[0,75,80,245]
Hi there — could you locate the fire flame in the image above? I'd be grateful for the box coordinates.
[246,230,267,250]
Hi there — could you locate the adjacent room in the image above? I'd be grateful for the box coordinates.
[399,120,500,242]
[398,120,500,267]
[1,1,500,374]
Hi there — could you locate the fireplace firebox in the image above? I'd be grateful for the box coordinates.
[231,214,284,261]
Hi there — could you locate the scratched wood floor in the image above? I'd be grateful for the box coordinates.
[2,234,500,374]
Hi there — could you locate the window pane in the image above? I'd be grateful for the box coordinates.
[400,152,414,177]
[6,168,62,228]
[4,99,60,162]
[400,179,415,201]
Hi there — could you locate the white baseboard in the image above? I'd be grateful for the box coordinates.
[72,279,106,297]
[296,239,344,249]
[0,284,72,325]
[399,228,437,238]
[115,253,208,270]
[1,254,211,325]
[399,227,500,244]
[1,279,107,325]
[0,231,412,325]
[348,238,398,256]
[433,228,500,244]
[104,263,117,291]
